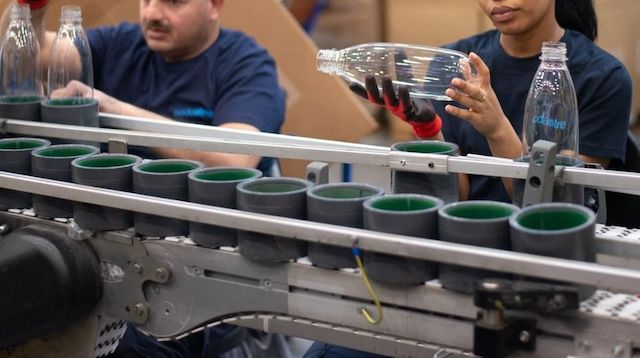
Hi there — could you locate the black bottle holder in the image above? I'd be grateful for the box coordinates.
[188,167,263,248]
[0,95,45,121]
[0,137,50,210]
[306,182,384,269]
[391,140,459,204]
[31,144,100,219]
[236,177,312,263]
[72,153,142,231]
[40,97,99,145]
[363,194,443,286]
[510,203,597,301]
[438,201,518,294]
[133,159,204,237]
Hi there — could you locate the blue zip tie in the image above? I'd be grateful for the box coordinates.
[352,246,362,257]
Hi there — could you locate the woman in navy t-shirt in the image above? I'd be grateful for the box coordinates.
[350,0,631,203]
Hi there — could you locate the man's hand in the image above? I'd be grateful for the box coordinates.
[16,0,49,10]
[50,80,123,114]
[350,75,442,138]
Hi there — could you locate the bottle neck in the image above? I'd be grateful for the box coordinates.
[60,6,82,25]
[539,41,567,63]
[9,4,30,21]
[316,49,343,75]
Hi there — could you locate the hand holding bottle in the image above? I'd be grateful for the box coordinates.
[16,0,49,10]
[443,52,511,140]
[350,75,442,138]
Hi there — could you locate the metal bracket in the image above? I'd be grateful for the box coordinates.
[522,140,558,207]
[108,138,128,154]
[89,231,173,325]
[306,161,329,185]
[473,313,536,358]
[584,163,607,224]
[67,220,95,241]
[574,333,632,358]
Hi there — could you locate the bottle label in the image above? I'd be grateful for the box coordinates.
[534,115,567,130]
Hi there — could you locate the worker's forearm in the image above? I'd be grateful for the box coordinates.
[99,93,262,168]
[153,147,261,168]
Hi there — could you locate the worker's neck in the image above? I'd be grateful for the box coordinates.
[500,23,564,58]
[161,25,220,63]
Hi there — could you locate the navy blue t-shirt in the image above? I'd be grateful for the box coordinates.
[437,29,631,202]
[87,23,286,174]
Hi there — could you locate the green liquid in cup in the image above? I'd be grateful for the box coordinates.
[371,197,437,211]
[36,147,96,158]
[396,142,454,154]
[446,204,515,220]
[316,187,378,199]
[47,98,95,106]
[76,157,138,168]
[195,169,258,181]
[0,95,42,104]
[246,182,306,193]
[518,209,589,230]
[139,162,199,173]
[0,140,46,150]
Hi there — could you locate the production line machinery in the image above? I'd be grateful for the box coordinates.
[0,115,640,357]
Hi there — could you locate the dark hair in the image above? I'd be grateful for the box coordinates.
[556,0,598,41]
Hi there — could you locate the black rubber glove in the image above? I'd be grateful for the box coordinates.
[17,0,49,10]
[350,75,442,138]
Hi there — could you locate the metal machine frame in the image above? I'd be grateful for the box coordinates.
[1,115,639,357]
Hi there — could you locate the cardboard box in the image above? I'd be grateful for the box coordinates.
[311,0,383,50]
[0,0,379,177]
[220,0,378,177]
[594,0,640,120]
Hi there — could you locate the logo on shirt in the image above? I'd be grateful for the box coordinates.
[173,107,214,119]
[534,115,567,130]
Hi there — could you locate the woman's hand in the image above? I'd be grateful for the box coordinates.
[443,52,512,141]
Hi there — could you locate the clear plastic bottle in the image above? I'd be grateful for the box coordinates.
[316,42,476,101]
[0,4,43,101]
[521,42,579,157]
[47,5,93,104]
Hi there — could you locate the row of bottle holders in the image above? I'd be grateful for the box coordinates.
[0,136,598,299]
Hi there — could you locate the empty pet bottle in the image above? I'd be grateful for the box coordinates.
[0,4,43,120]
[514,42,583,208]
[316,42,476,101]
[42,5,98,137]
[522,41,579,157]
[47,5,94,103]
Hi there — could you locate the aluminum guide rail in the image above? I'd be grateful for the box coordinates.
[0,171,639,294]
[98,113,387,152]
[3,118,640,195]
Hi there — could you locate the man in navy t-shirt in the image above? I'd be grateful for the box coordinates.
[85,21,285,174]
[20,0,286,357]
[40,0,285,175]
